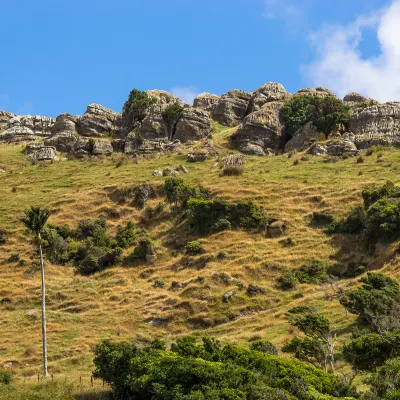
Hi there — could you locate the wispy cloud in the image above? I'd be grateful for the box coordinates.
[305,0,400,102]
[263,0,313,32]
[170,86,199,105]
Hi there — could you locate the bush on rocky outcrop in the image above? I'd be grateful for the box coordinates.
[283,95,350,137]
[122,89,157,133]
[93,337,356,400]
[162,102,184,140]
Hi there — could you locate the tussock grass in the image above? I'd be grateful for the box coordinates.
[0,133,399,379]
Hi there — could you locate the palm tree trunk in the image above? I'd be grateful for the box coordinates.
[38,242,48,377]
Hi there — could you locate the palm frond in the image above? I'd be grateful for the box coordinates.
[19,206,52,237]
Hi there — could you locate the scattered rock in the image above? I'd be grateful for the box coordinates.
[267,221,287,238]
[31,146,57,161]
[223,290,236,303]
[231,101,285,155]
[146,317,169,327]
[152,170,163,176]
[309,143,328,156]
[175,165,188,174]
[212,89,252,126]
[247,284,266,297]
[189,316,214,329]
[162,167,178,176]
[24,142,44,154]
[187,151,208,162]
[193,93,220,112]
[326,140,358,156]
[171,281,184,290]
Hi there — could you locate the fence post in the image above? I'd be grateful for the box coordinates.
[37,374,40,384]
[91,375,94,387]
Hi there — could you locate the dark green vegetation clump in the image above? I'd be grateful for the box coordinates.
[326,181,400,242]
[93,336,356,400]
[162,102,184,139]
[122,88,157,132]
[42,218,137,275]
[277,260,330,290]
[282,95,350,136]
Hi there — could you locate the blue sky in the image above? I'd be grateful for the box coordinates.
[0,0,398,117]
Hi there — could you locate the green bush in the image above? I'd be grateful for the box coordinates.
[153,279,165,288]
[126,238,154,262]
[367,358,400,399]
[212,218,232,232]
[0,370,12,385]
[8,252,20,262]
[277,272,298,290]
[122,88,157,132]
[115,221,136,249]
[185,240,204,255]
[93,337,356,400]
[295,260,330,284]
[249,340,278,356]
[162,102,184,139]
[164,177,197,207]
[282,94,350,137]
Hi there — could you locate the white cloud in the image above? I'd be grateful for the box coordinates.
[170,86,199,105]
[305,0,400,102]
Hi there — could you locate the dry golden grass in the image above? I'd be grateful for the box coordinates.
[0,127,399,378]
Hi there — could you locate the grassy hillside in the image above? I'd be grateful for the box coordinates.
[1,125,399,379]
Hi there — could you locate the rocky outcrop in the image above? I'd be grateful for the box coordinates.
[138,111,168,139]
[231,101,284,155]
[193,93,220,113]
[52,113,78,135]
[212,89,252,126]
[1,115,55,141]
[147,90,185,110]
[295,87,338,99]
[174,108,212,142]
[25,144,57,161]
[248,82,290,114]
[326,140,358,156]
[0,111,15,131]
[285,122,326,152]
[78,104,118,137]
[124,137,181,155]
[309,143,328,156]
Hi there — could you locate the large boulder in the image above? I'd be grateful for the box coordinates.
[78,104,118,137]
[147,90,185,110]
[174,108,212,142]
[44,132,78,153]
[193,93,220,113]
[0,111,16,131]
[344,92,379,108]
[138,111,168,139]
[32,146,57,161]
[326,140,358,156]
[248,82,290,114]
[52,113,78,135]
[285,122,326,152]
[231,101,285,155]
[92,140,114,155]
[212,89,252,126]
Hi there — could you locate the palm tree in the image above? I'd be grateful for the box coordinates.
[20,206,52,377]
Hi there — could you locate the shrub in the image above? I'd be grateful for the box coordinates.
[0,228,8,245]
[126,239,154,262]
[153,279,165,288]
[277,271,297,290]
[212,218,232,232]
[282,94,350,137]
[249,340,278,356]
[0,370,12,385]
[185,240,204,255]
[122,88,157,132]
[162,102,184,140]
[93,337,356,400]
[325,206,367,235]
[367,358,400,399]
[115,221,136,249]
[8,252,20,262]
[295,260,330,284]
[164,177,197,207]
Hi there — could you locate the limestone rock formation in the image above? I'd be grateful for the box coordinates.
[92,140,114,155]
[193,93,220,112]
[295,87,338,99]
[138,111,168,139]
[52,113,79,135]
[78,104,118,137]
[231,101,285,155]
[285,122,326,152]
[147,90,185,110]
[44,132,78,153]
[1,115,55,141]
[174,108,212,142]
[212,89,252,126]
[326,140,358,156]
[248,82,290,114]
[309,143,328,156]
[0,111,16,131]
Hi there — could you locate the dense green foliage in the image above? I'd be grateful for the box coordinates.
[162,102,184,139]
[277,261,330,290]
[122,88,157,132]
[185,240,204,255]
[0,371,12,385]
[340,273,400,334]
[249,340,278,356]
[93,336,356,400]
[282,95,350,137]
[326,181,400,242]
[41,218,139,274]
[282,307,336,372]
[366,358,400,399]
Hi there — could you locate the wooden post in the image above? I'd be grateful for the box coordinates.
[102,379,105,388]
[37,374,40,383]
[91,375,94,387]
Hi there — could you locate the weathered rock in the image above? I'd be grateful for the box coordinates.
[174,108,213,142]
[24,142,44,154]
[187,151,208,162]
[152,170,163,176]
[44,132,78,153]
[267,221,287,238]
[193,93,220,112]
[5,115,54,137]
[111,138,125,153]
[223,290,236,303]
[74,137,91,151]
[354,135,395,149]
[175,165,188,174]
[285,122,326,152]
[147,90,185,110]
[248,82,290,113]
[171,281,184,290]
[0,111,16,131]
[162,167,178,176]
[74,149,90,158]
[344,92,368,104]
[309,143,328,156]
[0,126,35,141]
[295,87,338,99]
[52,113,78,135]
[231,101,284,155]
[32,146,57,161]
[138,111,168,139]
[212,89,252,126]
[247,284,266,297]
[92,140,114,156]
[326,140,358,156]
[78,104,118,137]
